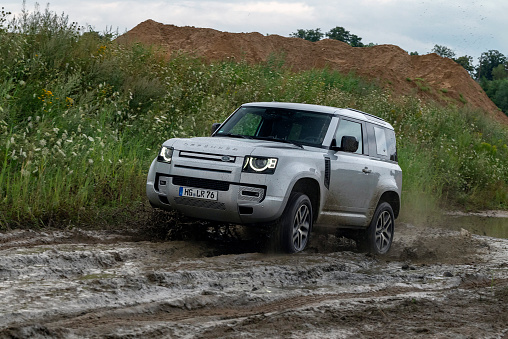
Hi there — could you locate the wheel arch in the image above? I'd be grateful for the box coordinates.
[378,191,400,219]
[291,178,321,222]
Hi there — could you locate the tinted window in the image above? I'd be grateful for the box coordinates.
[386,129,398,161]
[335,119,363,154]
[374,126,397,162]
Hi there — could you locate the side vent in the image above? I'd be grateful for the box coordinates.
[324,157,331,189]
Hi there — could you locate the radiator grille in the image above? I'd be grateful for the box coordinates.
[172,176,230,191]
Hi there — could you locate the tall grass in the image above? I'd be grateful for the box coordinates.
[1,6,508,229]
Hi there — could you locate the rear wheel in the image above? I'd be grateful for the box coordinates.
[359,202,394,255]
[277,192,313,253]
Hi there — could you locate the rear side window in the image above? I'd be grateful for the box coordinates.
[374,126,397,162]
[374,127,387,156]
[386,129,398,162]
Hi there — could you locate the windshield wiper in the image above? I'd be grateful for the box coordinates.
[251,136,304,149]
[215,133,252,139]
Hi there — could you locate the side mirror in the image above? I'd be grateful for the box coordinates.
[331,136,359,152]
[211,123,221,135]
[341,136,359,153]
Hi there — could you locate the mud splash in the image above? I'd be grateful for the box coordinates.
[0,223,507,338]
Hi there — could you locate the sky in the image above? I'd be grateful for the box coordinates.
[3,0,507,63]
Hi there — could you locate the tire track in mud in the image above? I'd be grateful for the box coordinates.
[40,286,423,330]
[42,277,508,330]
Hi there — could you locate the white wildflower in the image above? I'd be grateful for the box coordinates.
[39,139,47,147]
[88,136,94,142]
[88,159,93,164]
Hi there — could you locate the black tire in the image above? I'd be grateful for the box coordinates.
[359,202,394,255]
[277,192,313,253]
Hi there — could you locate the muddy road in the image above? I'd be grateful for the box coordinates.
[1,219,508,338]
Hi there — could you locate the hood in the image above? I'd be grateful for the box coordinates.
[164,136,302,157]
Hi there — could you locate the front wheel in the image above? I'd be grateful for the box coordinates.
[277,192,313,253]
[359,202,394,255]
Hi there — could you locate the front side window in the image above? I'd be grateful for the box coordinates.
[335,119,363,154]
[215,106,332,147]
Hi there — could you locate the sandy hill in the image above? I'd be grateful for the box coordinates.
[117,19,508,124]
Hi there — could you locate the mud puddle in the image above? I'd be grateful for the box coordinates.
[1,222,508,338]
[444,211,508,239]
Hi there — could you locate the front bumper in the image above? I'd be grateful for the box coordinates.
[146,159,286,224]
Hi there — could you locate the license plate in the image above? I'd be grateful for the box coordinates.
[179,187,218,201]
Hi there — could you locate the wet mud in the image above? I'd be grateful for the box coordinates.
[1,221,508,338]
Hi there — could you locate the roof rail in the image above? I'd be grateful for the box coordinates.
[345,108,386,122]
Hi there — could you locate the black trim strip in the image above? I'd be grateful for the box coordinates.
[179,150,236,162]
[174,164,232,173]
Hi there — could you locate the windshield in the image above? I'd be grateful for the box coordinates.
[214,106,332,147]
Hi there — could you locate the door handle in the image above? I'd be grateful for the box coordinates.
[362,167,372,174]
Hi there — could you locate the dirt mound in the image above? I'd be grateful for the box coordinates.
[117,19,508,124]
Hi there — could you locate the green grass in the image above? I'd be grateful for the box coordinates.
[1,6,508,229]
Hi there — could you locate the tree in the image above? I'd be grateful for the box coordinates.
[492,63,508,80]
[454,55,475,77]
[432,44,455,59]
[476,50,507,81]
[410,51,419,56]
[290,28,323,42]
[349,34,364,47]
[325,26,350,42]
[325,26,365,47]
[484,79,508,114]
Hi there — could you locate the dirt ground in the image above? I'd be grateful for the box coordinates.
[1,218,508,339]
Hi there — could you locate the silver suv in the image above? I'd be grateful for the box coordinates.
[147,102,402,254]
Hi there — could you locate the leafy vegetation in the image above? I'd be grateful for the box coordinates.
[290,26,374,47]
[1,7,508,229]
[289,28,323,42]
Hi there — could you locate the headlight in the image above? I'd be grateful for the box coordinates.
[157,146,174,163]
[243,156,278,174]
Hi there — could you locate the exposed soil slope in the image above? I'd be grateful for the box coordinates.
[117,20,508,124]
